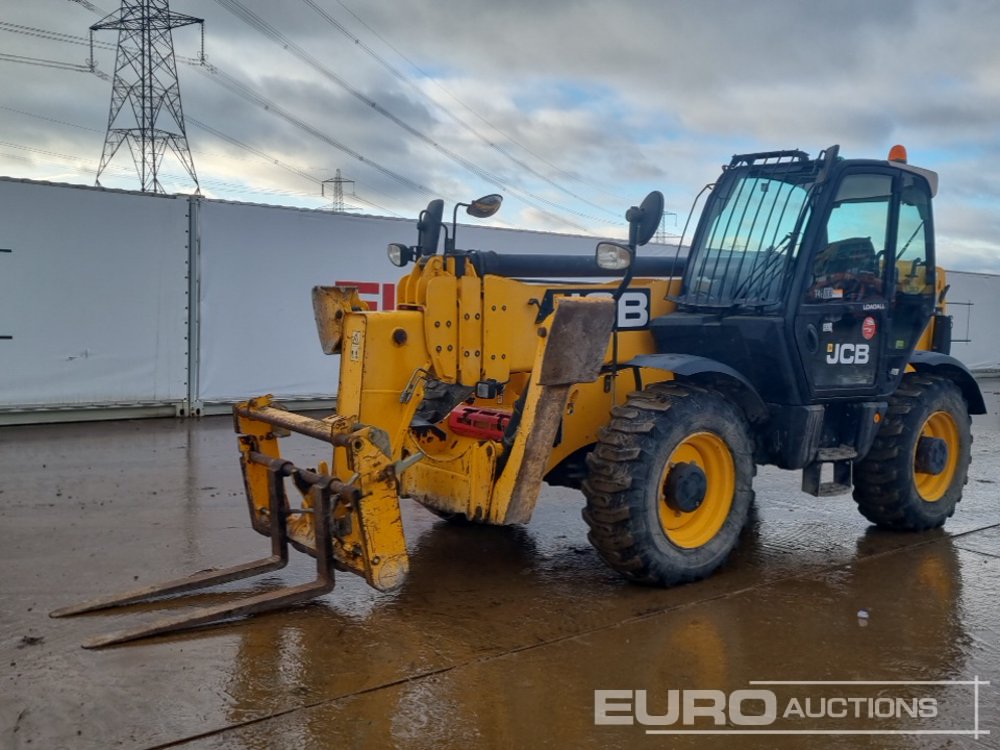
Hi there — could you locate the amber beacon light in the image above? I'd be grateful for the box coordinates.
[888,144,908,163]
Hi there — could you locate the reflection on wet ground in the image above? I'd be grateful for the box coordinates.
[1,381,998,749]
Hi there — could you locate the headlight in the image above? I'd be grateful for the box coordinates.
[595,241,632,271]
[387,243,412,267]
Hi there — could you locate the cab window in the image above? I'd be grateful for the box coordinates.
[891,176,935,351]
[895,181,933,297]
[805,173,892,303]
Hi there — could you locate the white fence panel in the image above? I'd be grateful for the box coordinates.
[196,201,407,402]
[946,270,1000,372]
[0,179,190,411]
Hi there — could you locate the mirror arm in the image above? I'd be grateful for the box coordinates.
[416,208,428,249]
[625,206,640,249]
[450,202,468,255]
[612,261,637,303]
[441,224,452,254]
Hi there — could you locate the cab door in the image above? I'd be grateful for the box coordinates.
[793,170,895,400]
[884,173,936,379]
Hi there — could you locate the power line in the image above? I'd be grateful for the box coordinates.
[0,20,112,49]
[0,21,110,79]
[191,62,445,200]
[210,0,598,230]
[332,0,632,206]
[298,0,621,220]
[1,100,298,178]
[17,12,443,209]
[0,139,98,163]
[0,104,103,133]
[184,116,316,183]
[0,52,95,74]
[185,115,403,216]
[0,19,200,67]
[0,103,229,169]
[39,2,605,230]
[68,0,110,14]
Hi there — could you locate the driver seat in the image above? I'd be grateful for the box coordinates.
[808,236,882,301]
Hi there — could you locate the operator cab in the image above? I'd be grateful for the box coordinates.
[652,145,939,407]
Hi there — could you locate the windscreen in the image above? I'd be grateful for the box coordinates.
[682,163,817,309]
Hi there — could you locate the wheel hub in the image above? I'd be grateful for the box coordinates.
[915,435,948,476]
[665,461,708,513]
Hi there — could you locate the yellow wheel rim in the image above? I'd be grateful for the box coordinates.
[657,432,734,549]
[914,410,959,502]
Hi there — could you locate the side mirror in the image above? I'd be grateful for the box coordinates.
[417,199,444,256]
[466,193,503,218]
[627,190,665,248]
[448,193,503,253]
[595,241,633,271]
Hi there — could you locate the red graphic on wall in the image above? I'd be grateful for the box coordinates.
[862,316,877,340]
[336,281,395,311]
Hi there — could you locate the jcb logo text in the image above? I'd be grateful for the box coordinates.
[827,343,870,365]
[544,289,651,330]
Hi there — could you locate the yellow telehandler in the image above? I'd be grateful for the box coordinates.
[54,145,986,647]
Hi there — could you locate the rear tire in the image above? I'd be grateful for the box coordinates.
[853,374,971,530]
[582,383,755,586]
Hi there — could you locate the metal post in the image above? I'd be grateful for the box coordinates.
[184,194,203,417]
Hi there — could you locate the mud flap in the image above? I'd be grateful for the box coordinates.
[497,296,616,524]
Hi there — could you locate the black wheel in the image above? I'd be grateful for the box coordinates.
[582,383,755,586]
[853,374,972,530]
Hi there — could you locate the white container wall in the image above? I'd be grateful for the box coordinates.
[0,179,190,415]
[945,271,1000,372]
[196,201,410,402]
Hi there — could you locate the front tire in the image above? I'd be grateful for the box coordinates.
[582,383,755,586]
[853,374,972,530]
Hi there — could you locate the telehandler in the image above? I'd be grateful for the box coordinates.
[54,145,985,647]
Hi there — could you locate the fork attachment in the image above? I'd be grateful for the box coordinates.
[51,453,349,648]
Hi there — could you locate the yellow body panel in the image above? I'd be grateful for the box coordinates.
[913,267,949,353]
[458,274,484,384]
[389,264,681,524]
[336,310,430,463]
[424,275,459,381]
[401,435,500,520]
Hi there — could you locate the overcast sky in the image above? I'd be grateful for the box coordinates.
[2,0,999,271]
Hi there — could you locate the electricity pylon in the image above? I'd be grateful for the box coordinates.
[90,1,203,193]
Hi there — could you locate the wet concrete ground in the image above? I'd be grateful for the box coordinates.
[2,379,999,749]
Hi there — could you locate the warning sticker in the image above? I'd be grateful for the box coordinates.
[862,316,877,340]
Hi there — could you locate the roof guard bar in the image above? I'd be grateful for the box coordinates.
[728,149,810,168]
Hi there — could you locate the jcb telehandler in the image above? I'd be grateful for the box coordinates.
[54,145,985,647]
